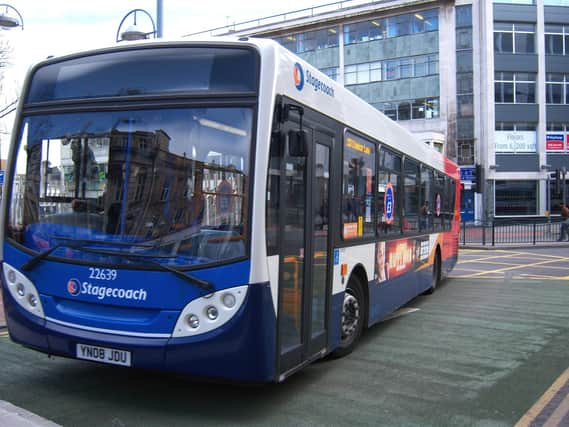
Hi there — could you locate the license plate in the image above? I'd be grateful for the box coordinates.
[76,343,131,367]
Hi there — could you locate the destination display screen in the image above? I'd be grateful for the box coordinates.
[26,46,259,103]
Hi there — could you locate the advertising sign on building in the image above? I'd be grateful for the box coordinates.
[495,131,537,153]
[546,133,568,152]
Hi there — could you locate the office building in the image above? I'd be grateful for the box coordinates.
[188,0,569,221]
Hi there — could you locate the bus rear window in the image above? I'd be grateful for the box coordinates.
[26,47,259,103]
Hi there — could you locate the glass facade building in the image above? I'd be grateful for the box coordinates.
[190,0,569,221]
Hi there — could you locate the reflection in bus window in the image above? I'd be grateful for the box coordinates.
[8,107,252,267]
[342,132,375,239]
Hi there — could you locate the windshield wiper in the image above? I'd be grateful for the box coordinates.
[21,243,78,272]
[20,240,213,292]
[149,261,213,292]
[20,239,160,272]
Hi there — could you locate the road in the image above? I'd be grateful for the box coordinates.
[0,248,568,426]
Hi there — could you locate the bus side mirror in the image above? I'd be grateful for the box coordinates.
[288,130,308,157]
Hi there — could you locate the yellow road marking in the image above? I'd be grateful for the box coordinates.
[515,367,569,427]
[513,250,569,260]
[519,274,569,281]
[464,260,533,267]
[457,253,527,264]
[459,258,567,279]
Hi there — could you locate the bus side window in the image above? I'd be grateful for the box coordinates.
[403,158,419,233]
[377,148,402,236]
[342,131,376,239]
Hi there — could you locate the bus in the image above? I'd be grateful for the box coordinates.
[0,38,460,383]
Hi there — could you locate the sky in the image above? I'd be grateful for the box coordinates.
[0,0,335,157]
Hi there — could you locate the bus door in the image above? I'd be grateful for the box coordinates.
[277,125,333,378]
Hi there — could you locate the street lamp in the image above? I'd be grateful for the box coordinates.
[116,9,156,42]
[0,3,24,30]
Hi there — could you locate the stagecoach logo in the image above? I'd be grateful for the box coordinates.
[293,62,335,98]
[67,278,81,296]
[293,62,304,91]
[66,278,148,301]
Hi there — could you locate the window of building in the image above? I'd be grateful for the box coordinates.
[494,23,536,54]
[496,122,536,131]
[343,9,438,45]
[345,62,382,85]
[425,98,440,118]
[321,66,339,81]
[375,98,439,121]
[545,25,569,55]
[457,72,474,94]
[457,140,475,166]
[384,59,399,80]
[457,95,474,117]
[414,55,428,77]
[397,102,411,120]
[546,73,569,104]
[547,123,569,132]
[378,54,439,82]
[342,132,376,239]
[495,72,536,103]
[275,27,338,54]
[412,99,426,119]
[544,0,569,6]
[456,5,473,28]
[495,180,538,216]
[388,13,411,37]
[456,27,473,49]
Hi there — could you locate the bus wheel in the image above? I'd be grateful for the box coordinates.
[332,276,365,358]
[424,249,441,295]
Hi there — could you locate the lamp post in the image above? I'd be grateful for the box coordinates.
[0,3,24,30]
[116,1,163,42]
[541,164,552,220]
[116,9,156,42]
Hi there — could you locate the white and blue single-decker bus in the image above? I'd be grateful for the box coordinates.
[1,38,460,382]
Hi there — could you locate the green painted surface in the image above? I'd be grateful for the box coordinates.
[0,278,568,426]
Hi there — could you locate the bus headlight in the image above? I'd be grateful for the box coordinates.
[172,285,248,338]
[206,306,218,320]
[2,262,45,319]
[186,314,200,329]
[222,292,236,308]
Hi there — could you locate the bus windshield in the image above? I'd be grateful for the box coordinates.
[6,107,252,267]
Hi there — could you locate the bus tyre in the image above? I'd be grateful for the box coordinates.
[424,249,441,295]
[332,276,365,358]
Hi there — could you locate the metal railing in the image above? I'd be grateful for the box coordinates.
[183,0,386,37]
[460,220,566,246]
